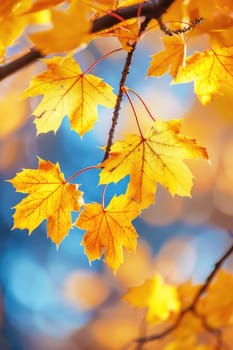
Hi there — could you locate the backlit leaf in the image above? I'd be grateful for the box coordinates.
[75,195,140,272]
[174,46,233,104]
[197,270,233,328]
[23,55,116,136]
[9,158,83,246]
[0,0,30,59]
[123,275,180,324]
[29,0,91,54]
[98,18,141,52]
[147,35,186,79]
[99,119,208,209]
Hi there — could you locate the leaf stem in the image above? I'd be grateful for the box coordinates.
[65,165,98,183]
[103,16,151,161]
[122,86,144,138]
[83,47,123,75]
[126,87,156,122]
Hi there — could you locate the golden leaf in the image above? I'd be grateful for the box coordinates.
[9,158,83,246]
[147,35,186,79]
[23,55,116,136]
[76,195,140,272]
[99,119,208,209]
[30,0,91,54]
[123,275,180,324]
[0,0,31,59]
[174,46,233,104]
[197,270,233,328]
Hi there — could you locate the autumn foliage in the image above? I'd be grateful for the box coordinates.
[1,0,233,348]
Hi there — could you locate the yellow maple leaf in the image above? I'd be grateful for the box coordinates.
[9,158,83,246]
[99,119,208,209]
[23,55,116,136]
[147,35,186,79]
[196,270,233,328]
[98,18,141,52]
[30,0,91,54]
[75,195,140,272]
[0,0,69,60]
[174,46,233,104]
[123,275,180,324]
[0,0,31,60]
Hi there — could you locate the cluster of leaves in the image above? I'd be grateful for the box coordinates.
[1,0,233,348]
[4,0,232,272]
[121,242,233,349]
[123,269,233,348]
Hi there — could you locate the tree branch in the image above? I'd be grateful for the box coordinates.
[103,17,151,161]
[91,0,174,33]
[190,243,233,310]
[0,48,42,81]
[131,243,233,346]
[0,0,174,81]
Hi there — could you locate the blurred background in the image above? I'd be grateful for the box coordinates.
[1,12,233,350]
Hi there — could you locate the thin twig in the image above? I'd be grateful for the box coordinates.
[190,243,233,310]
[102,17,151,161]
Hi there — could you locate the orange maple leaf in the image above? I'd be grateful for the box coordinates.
[99,18,141,52]
[99,119,208,209]
[0,0,30,59]
[9,158,83,246]
[123,275,180,324]
[29,0,91,54]
[147,35,186,78]
[196,270,233,328]
[75,195,140,272]
[174,46,233,104]
[23,55,116,136]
